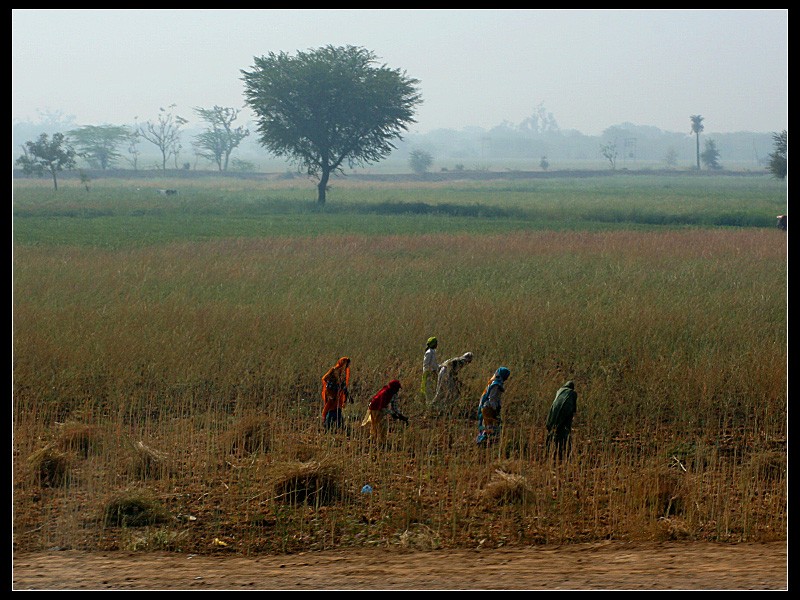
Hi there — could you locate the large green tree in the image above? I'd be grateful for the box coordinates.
[690,115,704,171]
[242,45,422,204]
[193,106,250,171]
[15,132,76,190]
[67,124,130,170]
[767,129,787,180]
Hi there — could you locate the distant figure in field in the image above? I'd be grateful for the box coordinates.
[421,336,440,402]
[475,366,511,446]
[321,356,351,430]
[777,214,787,231]
[546,380,578,460]
[430,352,473,416]
[361,379,407,442]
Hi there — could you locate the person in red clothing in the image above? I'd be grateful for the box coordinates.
[361,379,407,442]
[321,357,351,430]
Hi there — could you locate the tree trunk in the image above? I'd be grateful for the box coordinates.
[50,168,58,191]
[695,133,701,171]
[317,169,330,205]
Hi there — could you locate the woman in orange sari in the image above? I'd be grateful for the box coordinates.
[321,356,351,430]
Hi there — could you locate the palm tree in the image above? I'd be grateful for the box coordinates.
[690,115,704,171]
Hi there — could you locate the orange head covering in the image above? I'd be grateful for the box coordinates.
[322,357,351,407]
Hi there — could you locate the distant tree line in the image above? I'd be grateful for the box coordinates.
[12,45,787,195]
[14,104,252,177]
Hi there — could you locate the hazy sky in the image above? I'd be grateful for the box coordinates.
[11,9,788,136]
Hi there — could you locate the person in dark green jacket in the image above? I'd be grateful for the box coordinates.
[546,380,577,460]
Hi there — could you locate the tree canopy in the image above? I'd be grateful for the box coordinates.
[242,45,422,204]
[690,115,705,171]
[15,132,76,190]
[409,149,433,175]
[767,130,787,180]
[700,139,722,170]
[67,124,131,170]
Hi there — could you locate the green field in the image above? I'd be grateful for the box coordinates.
[12,173,787,554]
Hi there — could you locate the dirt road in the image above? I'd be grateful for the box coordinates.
[12,541,787,590]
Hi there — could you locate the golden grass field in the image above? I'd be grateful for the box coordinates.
[12,175,787,556]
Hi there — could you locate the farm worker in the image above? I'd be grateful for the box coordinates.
[361,379,407,442]
[430,352,474,416]
[546,380,578,460]
[421,336,440,401]
[321,356,351,430]
[475,367,511,446]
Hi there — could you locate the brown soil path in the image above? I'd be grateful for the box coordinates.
[12,541,787,590]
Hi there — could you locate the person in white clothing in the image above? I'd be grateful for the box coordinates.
[430,351,473,416]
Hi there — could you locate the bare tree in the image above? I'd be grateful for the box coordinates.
[600,142,617,170]
[125,127,142,171]
[139,105,188,171]
[193,106,250,171]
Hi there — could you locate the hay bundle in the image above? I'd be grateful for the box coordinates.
[102,488,171,527]
[657,516,693,540]
[271,460,344,506]
[27,445,70,488]
[478,469,532,504]
[643,465,685,516]
[223,414,271,455]
[129,440,170,480]
[54,422,104,457]
[746,451,786,482]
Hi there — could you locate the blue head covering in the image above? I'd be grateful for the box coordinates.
[495,367,511,381]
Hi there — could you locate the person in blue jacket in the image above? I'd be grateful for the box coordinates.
[475,366,511,446]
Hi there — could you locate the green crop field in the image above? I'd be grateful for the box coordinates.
[12,172,787,555]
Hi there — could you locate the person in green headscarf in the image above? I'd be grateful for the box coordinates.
[421,336,440,402]
[546,380,578,460]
